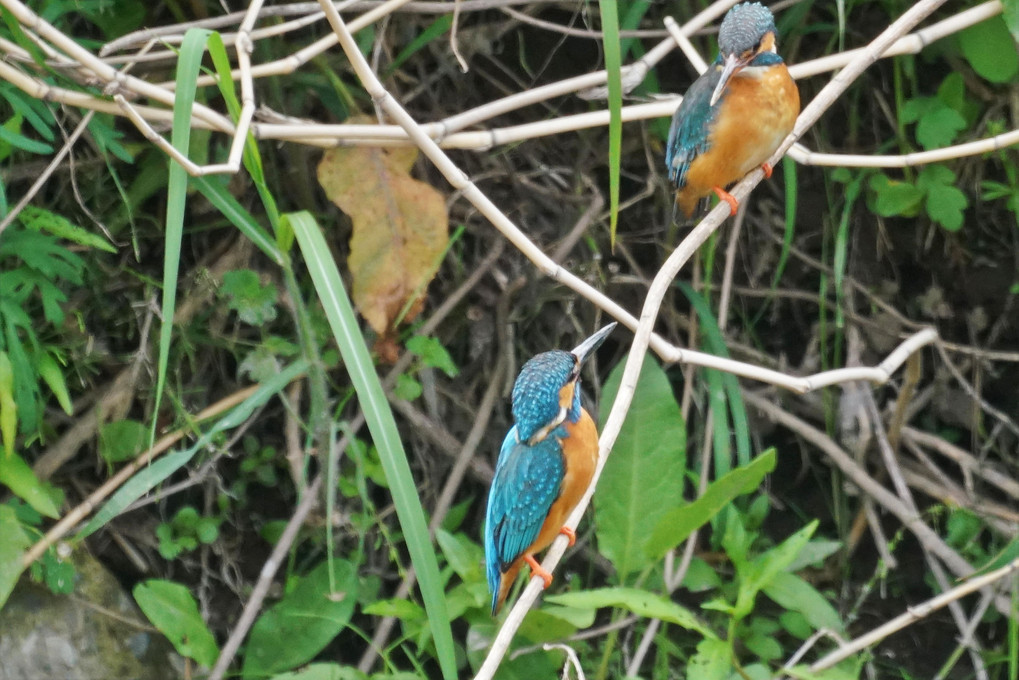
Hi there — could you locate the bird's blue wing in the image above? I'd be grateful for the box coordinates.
[665,67,722,188]
[485,428,565,601]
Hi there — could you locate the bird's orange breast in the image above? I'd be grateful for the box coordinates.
[679,64,799,215]
[529,409,599,555]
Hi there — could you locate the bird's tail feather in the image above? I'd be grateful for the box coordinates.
[491,559,522,615]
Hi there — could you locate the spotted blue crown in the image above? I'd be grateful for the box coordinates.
[718,2,777,57]
[510,350,580,442]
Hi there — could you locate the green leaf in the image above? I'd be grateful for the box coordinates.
[786,539,842,572]
[18,204,116,253]
[645,450,776,560]
[925,184,968,232]
[268,664,367,680]
[405,335,458,377]
[0,504,31,608]
[868,174,923,217]
[764,571,843,633]
[599,0,622,246]
[243,559,359,677]
[151,27,210,455]
[436,529,483,584]
[393,373,422,401]
[594,354,686,578]
[34,350,72,415]
[99,419,149,463]
[220,269,279,325]
[958,17,1019,83]
[686,637,731,680]
[1005,0,1019,42]
[387,15,453,74]
[917,165,968,232]
[191,176,283,265]
[0,117,53,155]
[915,106,966,150]
[134,579,219,667]
[547,587,716,638]
[362,598,425,620]
[286,211,455,680]
[0,451,59,518]
[899,96,935,124]
[733,520,817,620]
[0,352,16,457]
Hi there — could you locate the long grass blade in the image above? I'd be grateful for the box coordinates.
[286,211,456,680]
[599,0,623,247]
[151,28,210,447]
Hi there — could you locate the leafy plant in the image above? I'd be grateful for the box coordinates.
[156,506,221,560]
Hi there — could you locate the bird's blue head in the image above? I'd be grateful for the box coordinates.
[710,2,782,106]
[718,2,778,59]
[510,323,616,446]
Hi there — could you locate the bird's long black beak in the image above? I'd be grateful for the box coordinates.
[709,52,743,107]
[571,322,617,364]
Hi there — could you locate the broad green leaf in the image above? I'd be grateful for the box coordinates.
[764,571,843,633]
[242,559,358,677]
[595,354,685,578]
[0,451,59,518]
[785,659,864,680]
[0,352,16,456]
[917,165,969,232]
[1005,0,1019,42]
[958,17,1019,83]
[915,106,965,150]
[786,539,842,571]
[287,211,456,680]
[18,204,116,253]
[220,269,279,325]
[686,637,731,680]
[540,603,596,629]
[733,520,818,620]
[0,504,31,608]
[363,598,425,620]
[518,608,580,644]
[645,450,777,560]
[98,419,149,463]
[133,579,219,667]
[436,529,483,584]
[406,335,458,377]
[35,350,72,415]
[547,587,716,638]
[869,174,923,217]
[269,664,367,680]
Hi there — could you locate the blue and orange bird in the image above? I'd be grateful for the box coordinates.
[485,323,616,614]
[666,2,799,219]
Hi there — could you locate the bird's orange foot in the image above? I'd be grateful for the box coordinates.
[524,554,553,588]
[712,186,739,216]
[761,162,773,179]
[559,526,576,547]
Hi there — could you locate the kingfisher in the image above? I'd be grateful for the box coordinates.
[666,2,799,219]
[485,322,616,614]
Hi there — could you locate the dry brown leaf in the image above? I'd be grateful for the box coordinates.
[317,126,448,338]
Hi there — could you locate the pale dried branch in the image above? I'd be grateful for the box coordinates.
[802,555,1019,675]
[475,0,951,675]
